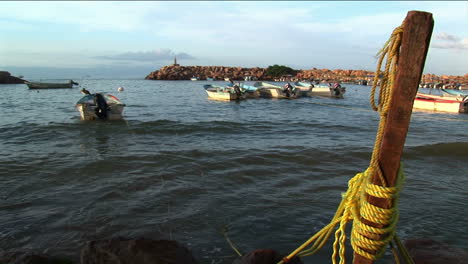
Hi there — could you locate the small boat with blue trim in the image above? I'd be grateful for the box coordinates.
[227,82,260,99]
[441,89,468,99]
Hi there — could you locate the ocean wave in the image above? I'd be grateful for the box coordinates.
[404,141,468,158]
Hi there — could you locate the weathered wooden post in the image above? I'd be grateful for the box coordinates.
[353,10,434,264]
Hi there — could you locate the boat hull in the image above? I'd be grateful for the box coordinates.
[294,82,345,98]
[76,104,125,120]
[295,87,312,97]
[205,90,242,101]
[257,87,299,99]
[413,93,468,113]
[311,86,345,98]
[26,82,73,89]
[243,90,260,99]
[253,82,299,99]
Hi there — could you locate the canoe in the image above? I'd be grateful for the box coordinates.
[203,84,244,101]
[76,93,126,120]
[294,81,346,98]
[26,80,78,89]
[253,82,299,99]
[413,93,468,113]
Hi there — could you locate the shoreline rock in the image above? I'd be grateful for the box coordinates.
[145,65,269,81]
[0,71,26,84]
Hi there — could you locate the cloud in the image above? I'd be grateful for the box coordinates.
[432,33,467,50]
[94,49,196,62]
[436,32,460,41]
[432,37,468,50]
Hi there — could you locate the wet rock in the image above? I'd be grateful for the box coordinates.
[232,249,303,264]
[0,251,74,264]
[80,237,197,264]
[404,238,468,264]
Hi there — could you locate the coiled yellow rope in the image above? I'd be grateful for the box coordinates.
[279,25,406,264]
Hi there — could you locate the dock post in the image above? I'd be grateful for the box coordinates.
[353,11,433,264]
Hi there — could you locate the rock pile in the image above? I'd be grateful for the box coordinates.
[145,65,268,81]
[0,71,25,84]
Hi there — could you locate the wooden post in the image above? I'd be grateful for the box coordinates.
[353,11,434,264]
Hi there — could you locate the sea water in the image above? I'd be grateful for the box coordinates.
[0,80,467,263]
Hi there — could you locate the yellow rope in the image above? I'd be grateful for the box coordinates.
[279,25,406,264]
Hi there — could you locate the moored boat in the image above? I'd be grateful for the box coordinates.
[76,93,126,120]
[203,84,245,101]
[239,83,260,99]
[190,77,198,81]
[26,80,79,89]
[413,92,468,113]
[441,89,468,98]
[253,82,299,99]
[293,81,313,97]
[227,82,260,99]
[294,81,345,98]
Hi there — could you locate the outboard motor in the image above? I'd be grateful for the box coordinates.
[94,93,108,119]
[233,85,242,99]
[334,88,341,96]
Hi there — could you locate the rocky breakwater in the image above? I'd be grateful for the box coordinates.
[145,65,268,81]
[297,68,375,82]
[0,71,25,84]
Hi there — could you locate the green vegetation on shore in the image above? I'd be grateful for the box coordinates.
[265,65,297,78]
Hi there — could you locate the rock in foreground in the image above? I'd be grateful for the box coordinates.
[80,237,197,264]
[404,238,468,264]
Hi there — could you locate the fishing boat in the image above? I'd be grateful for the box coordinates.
[253,82,299,99]
[292,82,313,97]
[76,93,126,120]
[294,81,345,98]
[26,80,79,89]
[441,89,468,98]
[203,84,245,101]
[413,92,468,113]
[227,82,260,99]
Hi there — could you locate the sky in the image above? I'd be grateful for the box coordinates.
[0,1,467,79]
